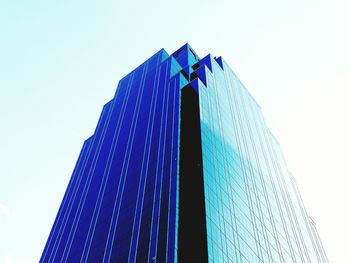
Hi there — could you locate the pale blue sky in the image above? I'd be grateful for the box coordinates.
[1,0,349,262]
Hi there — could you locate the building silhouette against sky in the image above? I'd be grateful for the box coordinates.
[41,44,328,263]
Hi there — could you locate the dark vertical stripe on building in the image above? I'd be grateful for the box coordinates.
[178,85,208,263]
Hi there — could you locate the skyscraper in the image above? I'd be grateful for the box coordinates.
[41,44,328,263]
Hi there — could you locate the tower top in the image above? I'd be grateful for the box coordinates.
[171,43,200,68]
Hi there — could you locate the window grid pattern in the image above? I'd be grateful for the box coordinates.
[41,50,181,263]
[198,56,326,263]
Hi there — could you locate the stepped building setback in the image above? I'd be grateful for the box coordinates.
[41,44,328,263]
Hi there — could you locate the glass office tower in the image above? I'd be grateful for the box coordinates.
[41,44,328,263]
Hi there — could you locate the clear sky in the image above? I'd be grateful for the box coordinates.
[1,0,349,262]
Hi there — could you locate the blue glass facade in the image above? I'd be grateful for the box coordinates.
[195,54,328,263]
[41,44,328,263]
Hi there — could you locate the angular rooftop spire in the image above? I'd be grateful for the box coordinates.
[171,43,200,68]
